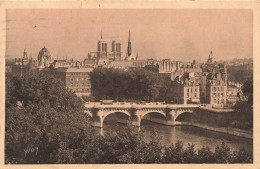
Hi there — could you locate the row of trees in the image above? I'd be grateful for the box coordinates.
[227,65,253,84]
[90,68,165,102]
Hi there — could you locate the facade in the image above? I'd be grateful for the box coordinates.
[206,80,227,105]
[200,52,228,106]
[87,30,139,67]
[53,67,93,96]
[166,51,228,105]
[170,79,200,104]
[159,59,174,73]
[110,40,122,61]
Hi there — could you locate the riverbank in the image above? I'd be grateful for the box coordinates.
[175,121,253,139]
[141,115,253,139]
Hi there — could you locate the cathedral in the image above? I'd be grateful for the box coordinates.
[87,30,138,67]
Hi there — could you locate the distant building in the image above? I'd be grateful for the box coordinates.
[170,80,200,104]
[87,30,138,68]
[200,52,228,106]
[53,67,93,96]
[159,59,174,73]
[110,40,122,61]
[205,78,227,105]
[125,30,137,61]
[11,49,38,75]
[38,46,52,70]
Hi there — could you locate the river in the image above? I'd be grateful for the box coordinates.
[99,115,253,153]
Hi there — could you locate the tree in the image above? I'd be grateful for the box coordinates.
[197,146,216,163]
[90,68,164,102]
[5,70,91,164]
[242,77,253,104]
[214,141,232,163]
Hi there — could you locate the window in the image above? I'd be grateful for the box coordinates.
[213,87,216,91]
[218,93,220,97]
[195,93,197,97]
[221,93,224,97]
[221,87,224,91]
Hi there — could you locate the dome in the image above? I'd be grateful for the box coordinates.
[38,46,52,68]
[38,46,51,61]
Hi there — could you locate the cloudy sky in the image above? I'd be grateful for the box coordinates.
[6,9,252,61]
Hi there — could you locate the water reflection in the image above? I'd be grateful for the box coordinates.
[99,118,252,153]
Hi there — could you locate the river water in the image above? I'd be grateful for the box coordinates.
[100,116,253,153]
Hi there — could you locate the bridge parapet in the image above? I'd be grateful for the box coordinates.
[84,102,199,128]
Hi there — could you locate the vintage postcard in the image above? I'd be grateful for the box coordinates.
[0,1,259,169]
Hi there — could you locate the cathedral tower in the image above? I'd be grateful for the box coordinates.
[127,30,132,57]
[97,31,108,59]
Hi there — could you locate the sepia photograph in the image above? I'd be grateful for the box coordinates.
[0,1,259,168]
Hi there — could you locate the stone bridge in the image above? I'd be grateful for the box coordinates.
[84,102,199,128]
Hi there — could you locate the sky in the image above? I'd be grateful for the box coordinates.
[5,9,253,62]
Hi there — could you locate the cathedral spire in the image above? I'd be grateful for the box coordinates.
[101,30,103,39]
[128,30,130,42]
[127,30,132,57]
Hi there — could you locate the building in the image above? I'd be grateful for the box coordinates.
[205,78,227,105]
[110,40,122,61]
[125,30,137,61]
[53,67,93,96]
[169,76,200,104]
[11,49,38,75]
[38,46,52,70]
[159,59,174,73]
[200,52,228,106]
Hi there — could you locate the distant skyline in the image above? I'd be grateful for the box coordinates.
[6,9,253,62]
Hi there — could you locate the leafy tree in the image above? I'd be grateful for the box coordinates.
[231,148,253,163]
[5,70,91,164]
[214,141,232,163]
[242,77,253,104]
[90,68,164,102]
[197,146,216,163]
[163,141,185,163]
[182,144,198,163]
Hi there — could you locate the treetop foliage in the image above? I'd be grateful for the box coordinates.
[90,68,164,102]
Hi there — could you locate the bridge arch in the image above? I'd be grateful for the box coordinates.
[174,110,196,122]
[139,111,166,119]
[139,111,167,125]
[101,110,131,128]
[103,110,131,120]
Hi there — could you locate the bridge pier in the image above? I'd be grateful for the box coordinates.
[131,115,141,127]
[92,115,104,128]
